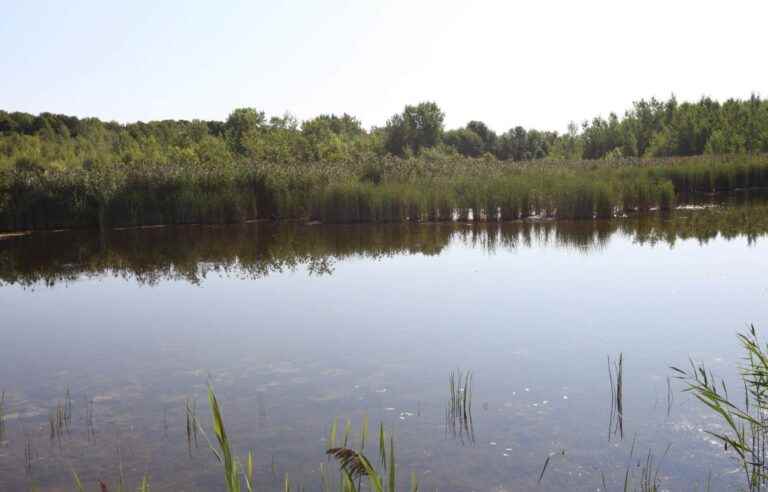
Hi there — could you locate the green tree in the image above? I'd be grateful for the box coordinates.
[466,120,497,154]
[443,128,483,157]
[383,102,445,156]
[224,108,266,155]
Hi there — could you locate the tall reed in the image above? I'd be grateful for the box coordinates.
[326,419,398,492]
[673,325,768,490]
[3,154,767,231]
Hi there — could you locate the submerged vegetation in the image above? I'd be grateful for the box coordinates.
[3,96,768,230]
[5,331,768,490]
[61,386,405,492]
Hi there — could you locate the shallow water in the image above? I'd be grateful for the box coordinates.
[1,214,767,491]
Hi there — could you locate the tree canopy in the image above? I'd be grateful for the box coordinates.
[2,95,768,174]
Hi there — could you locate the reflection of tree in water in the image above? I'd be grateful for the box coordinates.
[306,256,334,276]
[2,204,768,287]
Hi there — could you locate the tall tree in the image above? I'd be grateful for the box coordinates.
[384,102,445,156]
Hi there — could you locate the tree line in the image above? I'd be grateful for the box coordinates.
[2,95,768,172]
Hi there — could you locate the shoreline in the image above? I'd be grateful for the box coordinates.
[0,202,733,238]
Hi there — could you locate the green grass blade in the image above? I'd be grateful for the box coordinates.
[208,385,239,492]
[388,436,395,492]
[329,418,338,449]
[71,470,85,492]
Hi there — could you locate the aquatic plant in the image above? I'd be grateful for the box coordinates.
[608,353,624,441]
[666,376,673,418]
[635,446,671,492]
[538,456,550,483]
[378,422,386,469]
[0,390,5,442]
[75,385,257,492]
[616,438,671,492]
[24,434,34,474]
[323,414,399,492]
[326,448,380,488]
[203,385,256,492]
[359,415,369,452]
[49,390,72,442]
[326,426,397,492]
[329,417,338,449]
[72,470,85,492]
[185,396,198,455]
[673,325,768,490]
[3,153,768,231]
[446,369,474,444]
[85,397,95,440]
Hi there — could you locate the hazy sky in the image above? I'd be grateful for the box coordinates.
[2,0,767,132]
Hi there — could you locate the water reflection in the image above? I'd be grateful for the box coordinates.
[2,204,768,287]
[445,369,475,445]
[2,204,768,491]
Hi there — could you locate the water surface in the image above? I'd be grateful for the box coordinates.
[1,213,767,491]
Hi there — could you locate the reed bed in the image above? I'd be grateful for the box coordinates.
[2,153,768,231]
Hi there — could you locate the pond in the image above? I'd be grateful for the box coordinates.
[1,208,767,491]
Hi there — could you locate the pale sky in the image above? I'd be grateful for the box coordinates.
[2,0,767,133]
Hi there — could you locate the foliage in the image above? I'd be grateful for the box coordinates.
[383,102,445,156]
[3,97,768,230]
[674,326,768,490]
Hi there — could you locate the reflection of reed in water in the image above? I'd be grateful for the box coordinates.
[0,390,6,442]
[24,432,35,475]
[185,396,198,456]
[48,388,73,444]
[666,376,673,418]
[85,397,95,441]
[608,353,623,441]
[257,391,268,429]
[445,369,474,445]
[608,436,670,492]
[3,204,768,287]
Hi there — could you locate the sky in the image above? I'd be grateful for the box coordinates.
[2,0,767,133]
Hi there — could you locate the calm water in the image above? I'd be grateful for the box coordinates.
[1,214,767,491]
